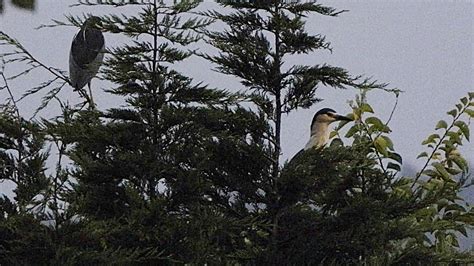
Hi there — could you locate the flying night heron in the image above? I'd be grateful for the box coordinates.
[304,108,353,150]
[69,16,105,106]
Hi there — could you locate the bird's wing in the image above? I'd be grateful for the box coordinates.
[71,28,105,68]
[285,149,305,170]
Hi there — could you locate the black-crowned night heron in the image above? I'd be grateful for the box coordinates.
[304,108,353,150]
[287,108,353,165]
[69,16,105,104]
[279,108,354,206]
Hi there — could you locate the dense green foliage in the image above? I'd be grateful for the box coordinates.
[0,0,473,264]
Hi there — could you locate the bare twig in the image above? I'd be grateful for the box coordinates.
[384,93,399,128]
[0,64,21,121]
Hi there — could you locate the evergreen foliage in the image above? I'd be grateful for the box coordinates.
[0,0,472,264]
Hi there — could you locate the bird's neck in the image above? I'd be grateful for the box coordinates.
[304,122,330,150]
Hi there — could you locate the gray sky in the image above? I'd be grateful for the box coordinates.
[1,0,473,246]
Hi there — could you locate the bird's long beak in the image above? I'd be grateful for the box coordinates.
[334,114,353,121]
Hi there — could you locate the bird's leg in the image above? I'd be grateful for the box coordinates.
[74,87,92,109]
[87,82,95,109]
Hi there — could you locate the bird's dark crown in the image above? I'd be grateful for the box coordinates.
[311,108,336,126]
[83,16,102,29]
[315,108,336,116]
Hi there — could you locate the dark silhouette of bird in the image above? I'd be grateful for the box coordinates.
[69,16,105,105]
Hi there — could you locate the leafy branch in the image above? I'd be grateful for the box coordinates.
[342,89,402,174]
[413,92,474,188]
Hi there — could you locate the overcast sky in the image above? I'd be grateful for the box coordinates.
[1,0,473,245]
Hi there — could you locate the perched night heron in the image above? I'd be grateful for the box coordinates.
[287,108,353,166]
[304,108,353,150]
[69,16,105,104]
[279,108,354,206]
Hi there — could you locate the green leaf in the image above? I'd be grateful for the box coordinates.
[381,136,394,150]
[417,151,428,159]
[416,206,436,217]
[454,120,467,129]
[387,162,401,171]
[446,131,461,145]
[456,213,474,223]
[336,117,352,130]
[452,156,468,172]
[447,109,457,117]
[422,178,444,190]
[422,169,438,178]
[454,120,470,141]
[388,152,403,164]
[448,234,459,248]
[460,97,468,105]
[468,92,474,100]
[374,136,388,156]
[445,203,466,213]
[435,120,447,130]
[365,117,384,130]
[345,125,359,138]
[465,109,474,117]
[422,134,439,145]
[257,230,269,238]
[436,199,450,212]
[329,138,344,147]
[393,187,410,198]
[353,108,361,121]
[393,177,411,186]
[360,103,374,113]
[432,162,451,180]
[445,167,461,175]
[455,103,463,111]
[461,126,470,142]
[458,226,468,237]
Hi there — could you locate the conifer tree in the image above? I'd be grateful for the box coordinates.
[201,0,473,263]
[40,0,271,263]
[201,0,383,260]
[0,67,53,264]
[2,0,271,263]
